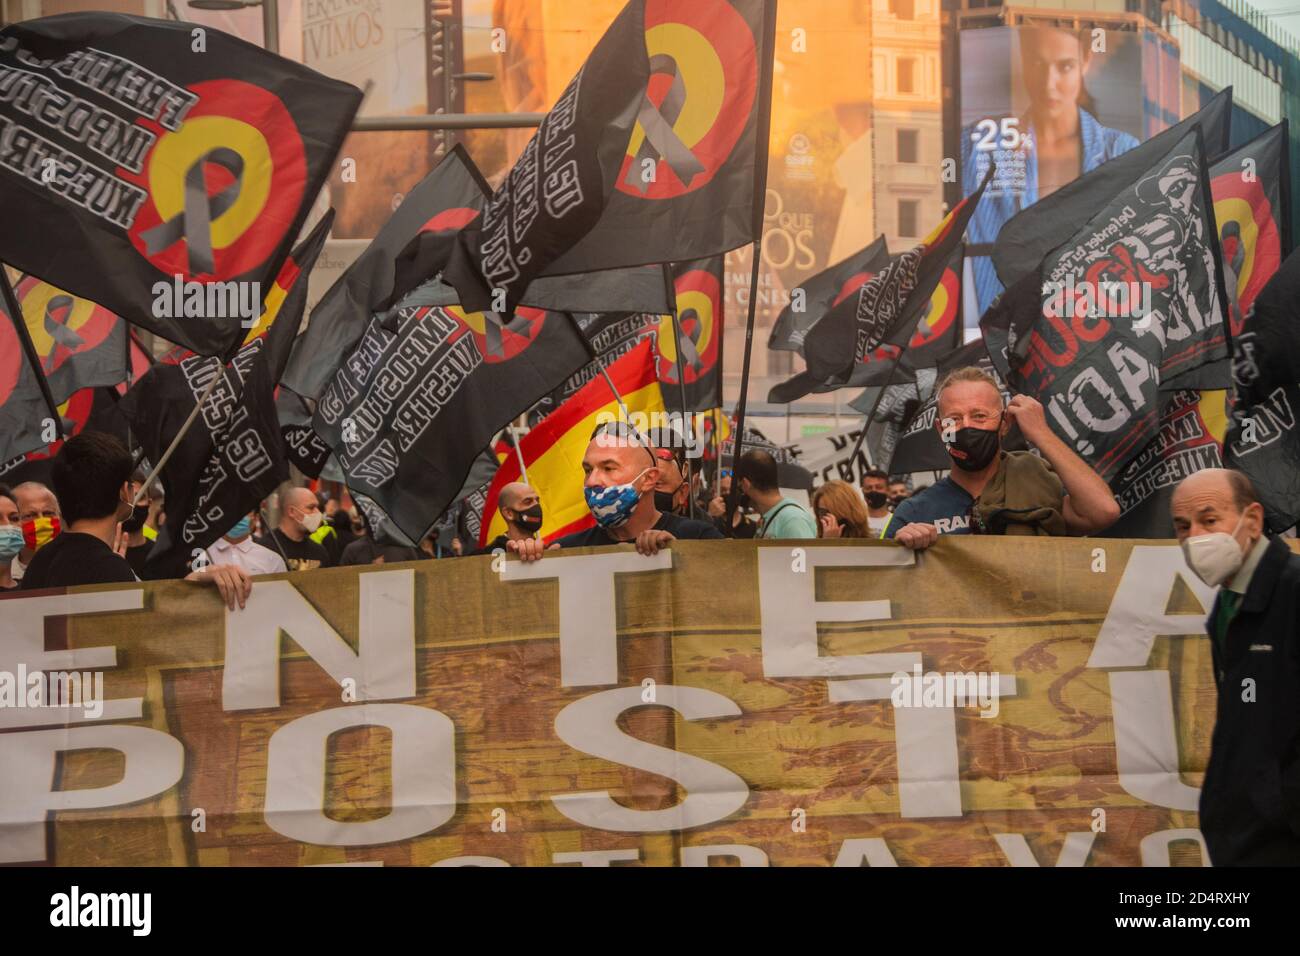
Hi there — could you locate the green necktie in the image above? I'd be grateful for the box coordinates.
[1215,590,1242,653]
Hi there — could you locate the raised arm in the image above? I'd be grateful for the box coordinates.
[1006,395,1121,534]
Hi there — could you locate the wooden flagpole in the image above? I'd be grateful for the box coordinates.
[130,355,225,507]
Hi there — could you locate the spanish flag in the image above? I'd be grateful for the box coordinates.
[480,338,665,547]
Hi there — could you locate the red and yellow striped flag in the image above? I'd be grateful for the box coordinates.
[480,339,665,547]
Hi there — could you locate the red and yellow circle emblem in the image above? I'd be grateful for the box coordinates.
[447,305,549,364]
[616,0,758,200]
[656,265,720,382]
[1212,170,1280,334]
[125,79,307,281]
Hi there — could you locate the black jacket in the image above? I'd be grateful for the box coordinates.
[1199,535,1300,866]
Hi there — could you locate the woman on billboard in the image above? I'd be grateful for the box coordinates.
[962,26,1140,314]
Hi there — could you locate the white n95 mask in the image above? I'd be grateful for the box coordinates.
[1180,515,1246,588]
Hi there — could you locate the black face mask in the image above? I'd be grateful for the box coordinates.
[510,504,543,532]
[864,491,888,509]
[946,419,1002,472]
[654,485,685,515]
[121,504,150,533]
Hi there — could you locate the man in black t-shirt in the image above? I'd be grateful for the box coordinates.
[509,423,721,563]
[257,487,333,571]
[21,432,253,609]
[480,482,545,554]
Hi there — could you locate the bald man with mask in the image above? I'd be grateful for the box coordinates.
[256,487,333,571]
[1172,468,1300,866]
[10,481,60,586]
[509,422,721,562]
[482,482,544,554]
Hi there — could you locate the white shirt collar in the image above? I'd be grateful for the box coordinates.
[1227,534,1270,595]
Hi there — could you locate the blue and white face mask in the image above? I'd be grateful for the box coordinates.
[584,468,651,530]
[0,525,23,561]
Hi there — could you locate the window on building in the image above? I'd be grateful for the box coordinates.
[897,129,919,164]
[898,199,919,238]
[897,58,916,94]
[890,0,915,19]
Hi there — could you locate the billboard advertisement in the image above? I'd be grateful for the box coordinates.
[959,23,1180,321]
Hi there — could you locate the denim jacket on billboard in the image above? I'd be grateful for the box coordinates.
[961,107,1140,315]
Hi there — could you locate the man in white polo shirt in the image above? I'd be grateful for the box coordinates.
[205,513,287,576]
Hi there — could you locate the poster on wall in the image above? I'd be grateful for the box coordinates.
[305,0,436,237]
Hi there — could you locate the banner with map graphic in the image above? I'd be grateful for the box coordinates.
[5,537,1274,867]
[0,13,361,357]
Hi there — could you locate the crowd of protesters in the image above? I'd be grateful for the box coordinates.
[0,363,1224,591]
[3,362,1298,866]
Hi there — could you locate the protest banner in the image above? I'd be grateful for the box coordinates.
[1,537,1271,867]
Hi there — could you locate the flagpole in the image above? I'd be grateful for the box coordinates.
[725,239,763,521]
[561,311,632,424]
[660,264,691,429]
[130,356,225,507]
[0,264,67,442]
[845,348,907,468]
[596,361,631,424]
[505,425,529,484]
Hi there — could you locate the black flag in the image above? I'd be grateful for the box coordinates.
[294,144,674,400]
[982,128,1231,483]
[436,0,778,315]
[0,276,128,462]
[283,146,489,400]
[0,13,361,356]
[767,235,891,354]
[1226,246,1300,531]
[312,302,591,544]
[119,213,332,576]
[1097,125,1293,536]
[770,243,966,403]
[991,89,1232,296]
[802,169,991,387]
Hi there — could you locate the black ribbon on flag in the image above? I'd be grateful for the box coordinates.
[141,147,245,275]
[625,53,706,194]
[41,294,83,371]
